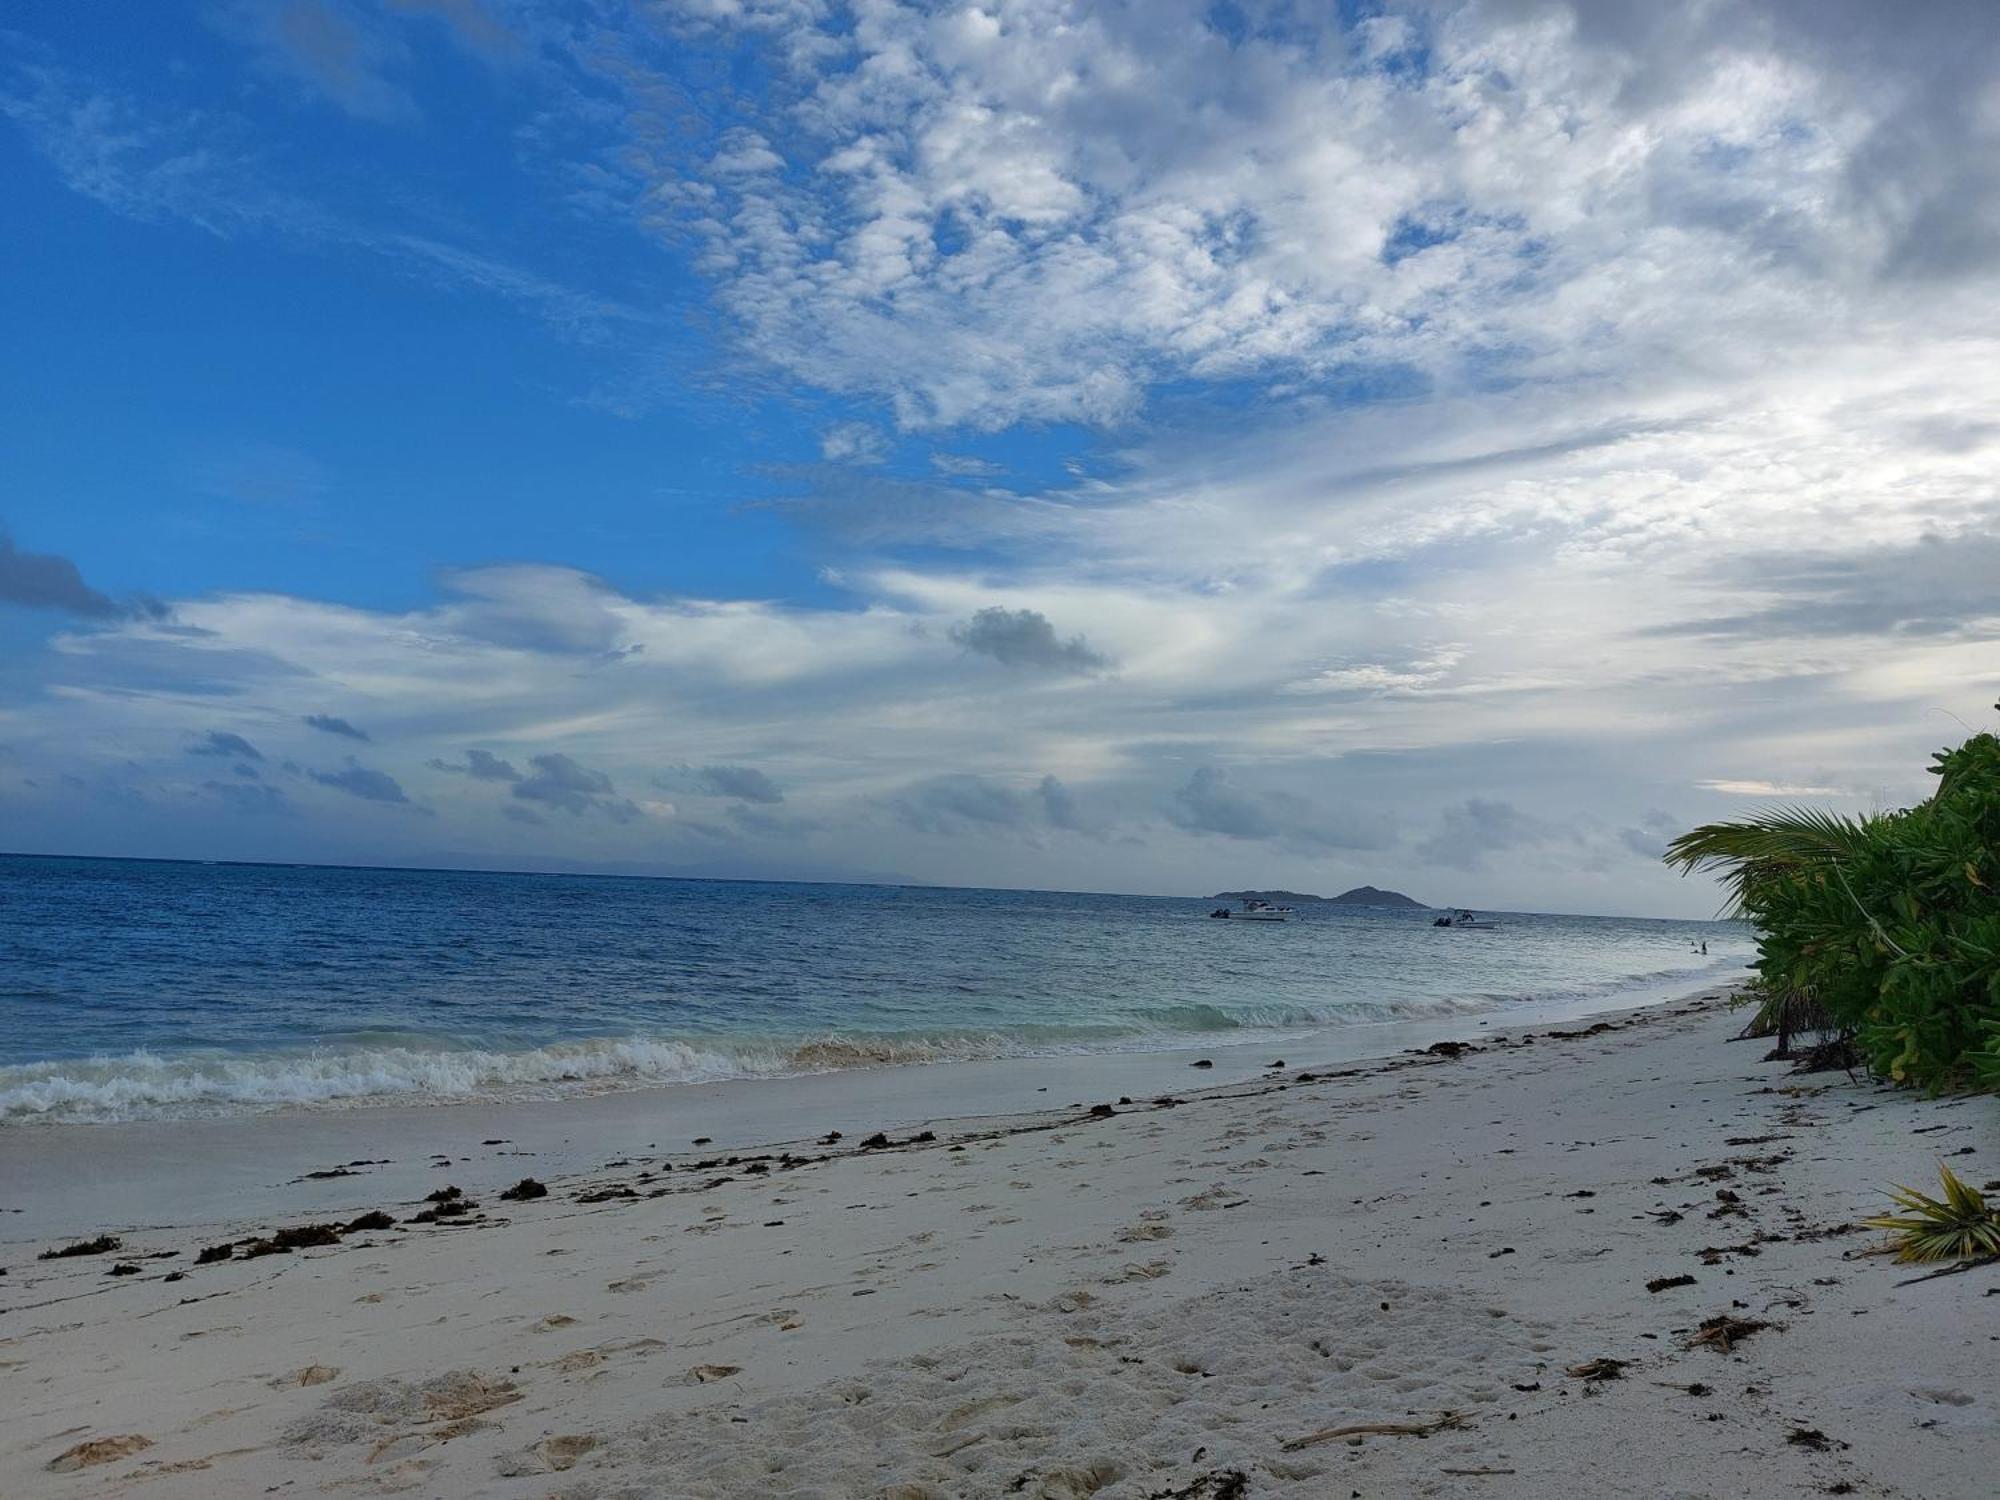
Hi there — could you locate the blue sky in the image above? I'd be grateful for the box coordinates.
[6,2,809,611]
[4,1,1998,914]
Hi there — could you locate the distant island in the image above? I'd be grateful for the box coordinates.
[1210,885,1428,909]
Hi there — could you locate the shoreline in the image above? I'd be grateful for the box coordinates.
[3,987,1992,1497]
[1,968,1741,1242]
[0,954,1749,1133]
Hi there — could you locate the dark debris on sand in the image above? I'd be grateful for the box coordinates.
[407,1186,481,1223]
[1147,1472,1248,1500]
[1566,1357,1628,1380]
[1686,1314,1772,1353]
[498,1178,548,1202]
[38,1235,122,1260]
[241,1223,344,1259]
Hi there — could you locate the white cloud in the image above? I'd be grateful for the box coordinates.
[1697,779,1846,798]
[576,0,2000,433]
[819,420,889,463]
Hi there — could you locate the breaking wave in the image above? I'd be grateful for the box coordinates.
[0,959,1745,1126]
[0,1003,1336,1124]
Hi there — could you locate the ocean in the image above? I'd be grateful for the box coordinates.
[0,854,1748,1125]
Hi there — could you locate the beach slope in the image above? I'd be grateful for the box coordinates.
[2,994,1992,1497]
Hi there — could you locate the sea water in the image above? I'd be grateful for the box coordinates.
[0,855,1748,1124]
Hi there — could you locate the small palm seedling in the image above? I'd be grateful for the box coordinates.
[1863,1163,2000,1263]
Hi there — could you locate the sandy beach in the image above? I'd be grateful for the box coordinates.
[3,989,1993,1498]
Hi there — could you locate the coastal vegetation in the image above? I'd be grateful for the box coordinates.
[1664,706,2000,1093]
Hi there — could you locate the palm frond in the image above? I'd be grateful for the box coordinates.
[1662,805,1895,948]
[1863,1163,2000,1262]
[1663,804,1875,881]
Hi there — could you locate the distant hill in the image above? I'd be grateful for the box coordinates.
[1210,885,1428,909]
[1327,885,1428,909]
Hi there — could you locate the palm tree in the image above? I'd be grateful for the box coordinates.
[1662,804,1880,914]
[1663,805,1889,1056]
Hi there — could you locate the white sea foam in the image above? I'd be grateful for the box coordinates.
[0,1036,796,1125]
[0,959,1746,1125]
[0,1020,1288,1124]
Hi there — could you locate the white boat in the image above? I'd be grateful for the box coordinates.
[1433,909,1500,930]
[1209,899,1293,921]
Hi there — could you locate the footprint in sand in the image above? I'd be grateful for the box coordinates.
[496,1433,598,1476]
[1179,1185,1247,1211]
[270,1364,342,1389]
[47,1435,153,1472]
[283,1370,521,1460]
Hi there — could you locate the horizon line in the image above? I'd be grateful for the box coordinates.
[0,847,1735,924]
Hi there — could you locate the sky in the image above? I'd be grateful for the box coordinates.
[3,0,1997,917]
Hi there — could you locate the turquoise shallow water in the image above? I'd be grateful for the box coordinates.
[0,855,1748,1123]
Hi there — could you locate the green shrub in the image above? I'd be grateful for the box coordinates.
[1665,706,2000,1092]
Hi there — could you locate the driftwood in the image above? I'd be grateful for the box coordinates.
[1895,1253,2000,1287]
[1281,1412,1466,1451]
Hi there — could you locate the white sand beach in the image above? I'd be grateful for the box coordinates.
[3,990,1993,1498]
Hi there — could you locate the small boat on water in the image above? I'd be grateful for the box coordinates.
[1433,909,1500,930]
[1209,898,1293,922]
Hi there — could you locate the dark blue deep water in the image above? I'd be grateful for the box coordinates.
[0,855,1748,1123]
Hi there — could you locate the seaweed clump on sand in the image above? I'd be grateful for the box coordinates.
[241,1223,345,1259]
[498,1178,548,1202]
[39,1235,122,1260]
[410,1186,479,1223]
